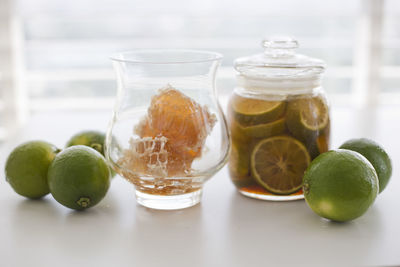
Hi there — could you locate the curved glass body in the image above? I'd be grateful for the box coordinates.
[106,50,229,210]
[228,37,330,201]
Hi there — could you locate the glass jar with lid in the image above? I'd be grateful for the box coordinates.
[227,36,330,201]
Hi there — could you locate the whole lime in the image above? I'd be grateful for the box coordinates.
[66,130,117,177]
[5,141,59,199]
[340,138,392,193]
[66,130,106,155]
[303,149,378,222]
[48,146,110,210]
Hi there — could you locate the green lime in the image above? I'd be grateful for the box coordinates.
[66,130,117,177]
[5,141,59,199]
[286,95,329,142]
[339,138,392,193]
[305,122,331,160]
[48,146,110,210]
[231,94,286,126]
[228,142,252,188]
[251,136,311,194]
[231,117,286,142]
[303,149,378,222]
[66,130,106,155]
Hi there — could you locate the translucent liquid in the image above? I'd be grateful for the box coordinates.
[227,90,330,200]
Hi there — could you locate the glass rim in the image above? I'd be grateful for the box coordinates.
[110,49,223,64]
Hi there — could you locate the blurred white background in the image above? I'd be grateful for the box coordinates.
[0,0,399,141]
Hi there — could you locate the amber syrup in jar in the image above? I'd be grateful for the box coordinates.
[228,36,330,201]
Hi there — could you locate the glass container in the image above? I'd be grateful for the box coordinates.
[227,36,330,201]
[106,50,229,210]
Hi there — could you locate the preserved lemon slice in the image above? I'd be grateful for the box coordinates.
[251,136,311,194]
[286,95,329,142]
[231,94,286,126]
[307,123,330,159]
[231,117,286,142]
[228,143,252,188]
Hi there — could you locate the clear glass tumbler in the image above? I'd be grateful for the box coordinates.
[106,50,229,210]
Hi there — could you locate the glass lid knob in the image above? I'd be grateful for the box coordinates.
[262,36,298,57]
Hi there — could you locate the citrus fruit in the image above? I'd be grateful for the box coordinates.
[131,86,216,176]
[339,138,392,193]
[5,141,59,199]
[250,136,311,194]
[66,130,106,155]
[228,142,252,188]
[48,146,110,210]
[231,94,286,126]
[286,95,329,142]
[66,130,117,178]
[304,123,331,160]
[303,149,379,222]
[230,117,286,142]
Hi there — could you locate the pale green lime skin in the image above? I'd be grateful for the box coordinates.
[66,130,106,155]
[66,130,117,177]
[48,146,110,210]
[5,141,59,199]
[303,149,378,222]
[340,138,392,193]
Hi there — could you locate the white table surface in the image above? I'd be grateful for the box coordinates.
[0,105,399,267]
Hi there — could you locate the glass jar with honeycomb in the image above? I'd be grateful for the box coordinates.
[106,50,230,210]
[228,36,330,201]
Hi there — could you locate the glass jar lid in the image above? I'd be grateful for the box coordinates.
[234,36,325,80]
